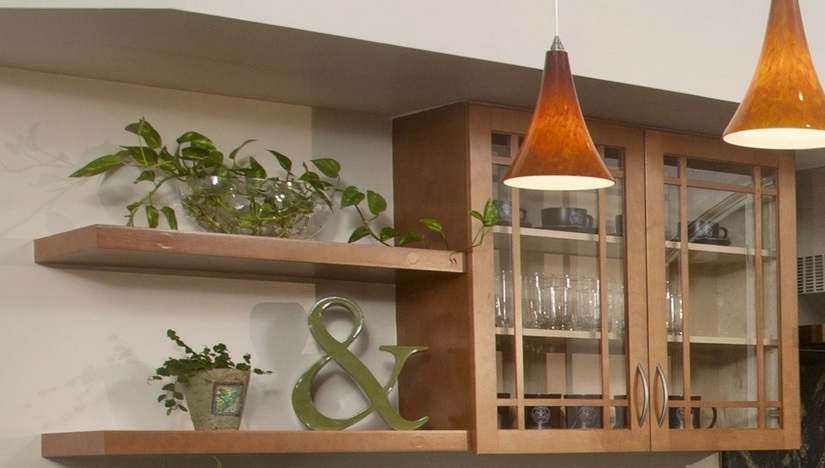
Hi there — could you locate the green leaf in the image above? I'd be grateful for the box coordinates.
[126,202,141,216]
[348,226,372,243]
[134,170,155,183]
[378,227,397,241]
[246,157,267,179]
[160,206,178,230]
[469,210,483,222]
[69,153,125,177]
[179,146,211,161]
[482,199,499,226]
[157,395,166,402]
[176,131,213,148]
[228,139,256,161]
[125,119,162,149]
[311,158,341,178]
[340,186,365,208]
[145,205,159,228]
[267,149,292,173]
[124,146,159,166]
[299,171,321,184]
[161,383,176,391]
[397,231,423,246]
[366,190,387,216]
[419,217,443,233]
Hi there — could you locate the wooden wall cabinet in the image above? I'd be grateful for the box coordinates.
[392,102,800,454]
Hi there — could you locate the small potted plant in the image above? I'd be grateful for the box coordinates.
[149,329,271,430]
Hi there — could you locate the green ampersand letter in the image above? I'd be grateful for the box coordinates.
[292,296,429,430]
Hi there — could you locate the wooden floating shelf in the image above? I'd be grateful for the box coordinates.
[41,430,471,457]
[33,225,465,284]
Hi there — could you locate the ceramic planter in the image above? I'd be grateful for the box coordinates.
[181,368,250,430]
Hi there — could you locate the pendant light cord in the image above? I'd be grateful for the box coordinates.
[551,0,563,51]
[555,0,559,37]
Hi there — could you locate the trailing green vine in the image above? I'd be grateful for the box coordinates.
[71,118,497,250]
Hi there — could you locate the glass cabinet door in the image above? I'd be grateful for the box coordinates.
[646,130,797,451]
[490,120,649,452]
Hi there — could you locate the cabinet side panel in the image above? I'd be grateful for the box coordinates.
[393,104,473,430]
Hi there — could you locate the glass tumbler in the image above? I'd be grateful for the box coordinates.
[666,290,683,335]
[522,272,545,328]
[573,277,601,331]
[494,270,514,327]
[545,275,573,330]
[607,279,625,333]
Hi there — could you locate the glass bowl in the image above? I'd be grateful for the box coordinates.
[178,176,333,239]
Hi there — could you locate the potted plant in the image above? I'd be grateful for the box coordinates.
[149,329,271,430]
[70,118,498,248]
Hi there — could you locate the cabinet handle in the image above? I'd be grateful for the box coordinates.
[637,363,650,427]
[656,363,669,428]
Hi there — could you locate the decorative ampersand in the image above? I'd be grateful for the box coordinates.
[292,296,429,430]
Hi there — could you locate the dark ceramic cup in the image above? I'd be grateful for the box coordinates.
[525,393,563,429]
[493,199,527,224]
[683,220,729,241]
[668,395,717,429]
[542,207,594,227]
[564,394,603,429]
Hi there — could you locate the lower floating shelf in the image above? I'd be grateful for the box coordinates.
[41,430,470,457]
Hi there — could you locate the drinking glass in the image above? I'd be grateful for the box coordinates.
[573,277,600,331]
[545,275,572,330]
[666,290,683,335]
[607,279,625,333]
[522,272,546,328]
[494,270,514,327]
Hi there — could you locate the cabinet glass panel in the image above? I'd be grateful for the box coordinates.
[663,155,778,430]
[495,143,627,431]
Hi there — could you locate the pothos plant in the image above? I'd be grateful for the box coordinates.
[148,329,272,415]
[70,118,498,249]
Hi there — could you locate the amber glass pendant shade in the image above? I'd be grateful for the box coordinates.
[503,37,614,191]
[723,0,825,150]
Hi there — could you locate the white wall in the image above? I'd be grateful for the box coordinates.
[0,67,723,467]
[0,66,400,467]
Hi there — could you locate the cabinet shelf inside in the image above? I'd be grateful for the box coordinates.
[665,241,775,263]
[493,226,624,259]
[667,334,778,347]
[40,430,470,457]
[33,225,465,283]
[495,328,778,347]
[496,327,624,341]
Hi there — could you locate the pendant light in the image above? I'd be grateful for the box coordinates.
[503,1,614,191]
[723,0,825,150]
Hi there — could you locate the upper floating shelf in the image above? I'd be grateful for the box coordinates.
[33,225,465,284]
